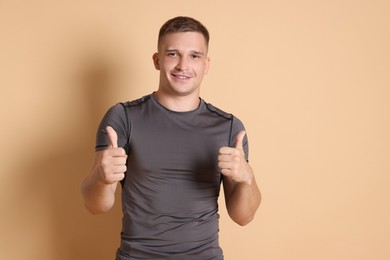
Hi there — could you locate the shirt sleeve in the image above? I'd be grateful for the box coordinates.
[230,116,249,161]
[95,103,129,151]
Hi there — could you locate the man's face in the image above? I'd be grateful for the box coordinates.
[153,32,210,97]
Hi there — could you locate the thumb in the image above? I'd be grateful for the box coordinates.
[106,126,118,148]
[235,130,246,150]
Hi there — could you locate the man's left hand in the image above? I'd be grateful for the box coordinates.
[218,131,254,185]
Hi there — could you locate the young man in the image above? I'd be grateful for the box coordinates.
[81,16,261,260]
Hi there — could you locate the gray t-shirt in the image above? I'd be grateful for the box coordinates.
[96,93,248,260]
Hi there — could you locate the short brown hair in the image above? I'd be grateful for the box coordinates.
[158,16,210,48]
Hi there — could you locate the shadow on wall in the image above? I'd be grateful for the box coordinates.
[11,45,131,260]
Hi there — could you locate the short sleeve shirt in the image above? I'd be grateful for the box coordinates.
[96,93,248,260]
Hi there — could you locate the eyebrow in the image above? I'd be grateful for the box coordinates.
[165,49,205,56]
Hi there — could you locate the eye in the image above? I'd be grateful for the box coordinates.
[191,54,201,59]
[167,52,178,57]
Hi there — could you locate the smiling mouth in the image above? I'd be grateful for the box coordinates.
[171,73,192,79]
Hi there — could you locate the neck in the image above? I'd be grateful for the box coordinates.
[154,90,200,112]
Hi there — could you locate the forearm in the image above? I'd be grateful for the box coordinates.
[225,175,261,226]
[80,167,117,214]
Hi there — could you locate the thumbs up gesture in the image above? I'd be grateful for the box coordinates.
[99,126,127,184]
[218,131,253,185]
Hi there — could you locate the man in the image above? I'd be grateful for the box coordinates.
[81,16,261,260]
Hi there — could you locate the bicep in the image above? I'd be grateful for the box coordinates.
[96,103,129,151]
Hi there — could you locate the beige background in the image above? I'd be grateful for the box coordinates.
[1,0,389,259]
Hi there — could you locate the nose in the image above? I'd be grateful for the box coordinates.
[175,56,189,71]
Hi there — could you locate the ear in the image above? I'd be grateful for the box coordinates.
[152,52,160,70]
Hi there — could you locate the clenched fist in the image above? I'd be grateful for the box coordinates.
[218,131,253,185]
[99,126,127,184]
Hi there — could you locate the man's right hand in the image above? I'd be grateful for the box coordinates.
[99,126,127,184]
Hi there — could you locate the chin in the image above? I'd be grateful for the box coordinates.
[167,83,192,93]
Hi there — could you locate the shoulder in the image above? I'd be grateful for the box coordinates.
[121,94,152,108]
[203,100,244,126]
[203,100,233,121]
